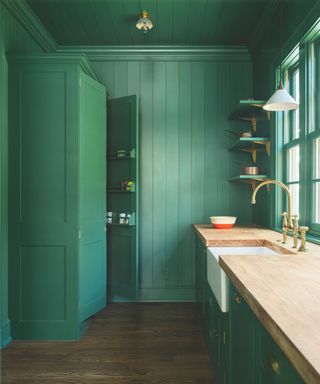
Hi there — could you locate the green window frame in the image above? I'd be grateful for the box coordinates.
[306,39,320,235]
[283,62,300,217]
[275,19,320,239]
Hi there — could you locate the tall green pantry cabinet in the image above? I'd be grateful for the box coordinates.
[8,54,107,340]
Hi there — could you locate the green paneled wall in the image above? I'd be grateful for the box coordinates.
[91,58,253,300]
[0,1,44,347]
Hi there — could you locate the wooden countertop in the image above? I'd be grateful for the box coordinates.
[193,224,320,384]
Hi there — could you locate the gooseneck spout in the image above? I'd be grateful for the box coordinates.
[251,179,293,228]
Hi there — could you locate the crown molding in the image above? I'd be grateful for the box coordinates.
[1,0,57,52]
[56,45,251,62]
[7,53,98,79]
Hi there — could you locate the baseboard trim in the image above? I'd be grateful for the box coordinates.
[109,287,196,302]
[1,320,12,348]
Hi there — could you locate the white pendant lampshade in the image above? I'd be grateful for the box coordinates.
[263,82,299,111]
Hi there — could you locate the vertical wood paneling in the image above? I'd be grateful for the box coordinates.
[191,62,205,224]
[115,62,128,97]
[91,57,252,300]
[166,62,179,286]
[127,62,141,95]
[139,62,154,289]
[178,62,192,286]
[204,62,218,219]
[103,62,116,97]
[152,62,166,288]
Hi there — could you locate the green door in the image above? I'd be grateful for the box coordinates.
[8,61,79,339]
[107,95,138,300]
[79,72,107,321]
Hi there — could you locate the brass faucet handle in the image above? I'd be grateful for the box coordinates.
[292,214,299,225]
[292,215,299,248]
[281,211,288,227]
[298,226,309,252]
[281,212,288,244]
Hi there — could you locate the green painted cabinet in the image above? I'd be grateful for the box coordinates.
[107,95,139,301]
[258,324,304,384]
[8,54,106,340]
[194,236,304,384]
[229,285,304,384]
[195,236,207,310]
[205,282,229,384]
[229,284,258,384]
[195,236,228,384]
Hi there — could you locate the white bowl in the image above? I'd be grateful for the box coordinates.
[210,216,237,229]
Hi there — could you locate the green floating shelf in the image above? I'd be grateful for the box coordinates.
[229,175,269,190]
[229,137,271,163]
[107,182,136,193]
[107,189,135,193]
[229,100,269,132]
[107,148,136,160]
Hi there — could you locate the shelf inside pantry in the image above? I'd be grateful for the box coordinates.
[107,148,136,160]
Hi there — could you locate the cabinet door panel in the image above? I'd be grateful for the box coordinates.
[9,63,78,339]
[79,72,107,321]
[229,286,258,384]
[108,227,136,298]
[258,325,304,384]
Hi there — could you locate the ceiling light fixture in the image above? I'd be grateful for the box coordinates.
[263,3,299,112]
[136,11,153,33]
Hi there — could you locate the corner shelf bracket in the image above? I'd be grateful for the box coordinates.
[240,148,257,163]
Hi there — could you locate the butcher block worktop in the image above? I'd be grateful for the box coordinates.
[193,224,320,384]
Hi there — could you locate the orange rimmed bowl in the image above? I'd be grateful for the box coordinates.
[210,216,237,229]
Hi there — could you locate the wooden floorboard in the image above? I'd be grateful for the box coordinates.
[1,303,214,383]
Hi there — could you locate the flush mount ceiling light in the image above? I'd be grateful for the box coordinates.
[136,11,153,33]
[263,4,299,112]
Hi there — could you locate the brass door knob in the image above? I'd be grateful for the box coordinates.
[270,357,281,374]
[234,294,241,304]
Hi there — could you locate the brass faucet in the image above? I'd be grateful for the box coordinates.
[251,179,300,245]
[251,179,293,228]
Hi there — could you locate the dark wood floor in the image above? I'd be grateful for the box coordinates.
[1,303,214,383]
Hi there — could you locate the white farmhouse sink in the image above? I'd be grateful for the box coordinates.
[207,246,279,312]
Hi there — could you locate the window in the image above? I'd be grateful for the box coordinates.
[282,60,300,218]
[276,20,320,238]
[313,138,320,223]
[287,145,300,216]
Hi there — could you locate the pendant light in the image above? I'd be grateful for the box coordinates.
[263,3,299,112]
[136,11,153,33]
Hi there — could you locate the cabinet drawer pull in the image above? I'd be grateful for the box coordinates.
[270,357,281,375]
[234,294,241,304]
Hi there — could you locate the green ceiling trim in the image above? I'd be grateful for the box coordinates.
[1,0,56,52]
[56,45,251,62]
[8,53,98,80]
